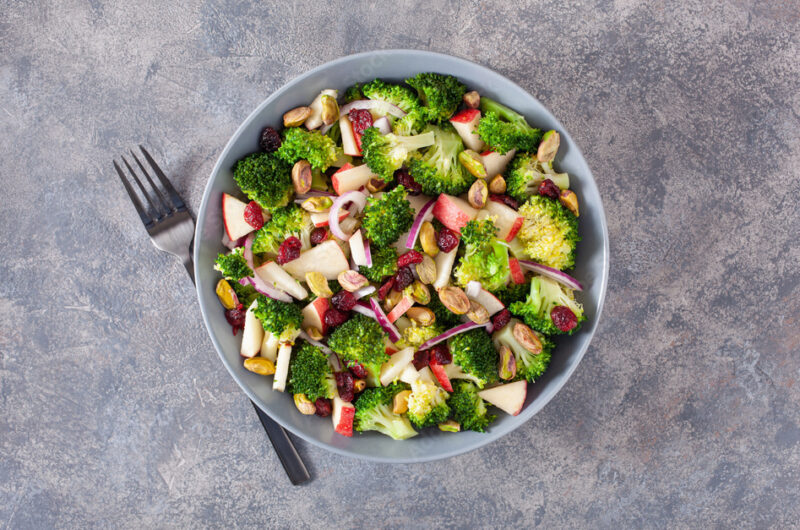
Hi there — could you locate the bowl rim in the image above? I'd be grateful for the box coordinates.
[194,49,610,463]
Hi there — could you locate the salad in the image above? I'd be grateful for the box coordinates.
[213,73,585,439]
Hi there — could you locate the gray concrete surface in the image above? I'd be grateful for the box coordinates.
[1,0,799,527]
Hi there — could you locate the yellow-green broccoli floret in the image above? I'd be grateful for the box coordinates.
[354,383,417,440]
[252,204,314,255]
[453,219,510,292]
[214,247,252,281]
[402,325,442,348]
[492,318,554,382]
[505,152,570,203]
[509,275,585,335]
[277,127,338,171]
[516,195,580,271]
[477,97,542,155]
[253,296,303,342]
[361,79,421,113]
[361,127,435,182]
[407,379,450,428]
[233,152,293,211]
[408,123,475,196]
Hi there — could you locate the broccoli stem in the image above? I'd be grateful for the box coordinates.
[480,97,529,127]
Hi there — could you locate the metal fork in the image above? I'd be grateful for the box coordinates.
[114,146,310,485]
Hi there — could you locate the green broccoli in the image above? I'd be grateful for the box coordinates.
[253,296,303,342]
[449,380,496,432]
[361,79,422,113]
[276,127,338,171]
[288,342,337,401]
[453,219,510,292]
[492,318,553,382]
[214,247,252,281]
[408,123,475,196]
[361,127,435,182]
[230,280,259,308]
[405,72,466,123]
[358,245,398,282]
[516,195,580,270]
[448,328,498,388]
[343,83,363,103]
[477,97,542,155]
[407,379,450,428]
[252,204,314,255]
[354,383,418,440]
[392,108,427,136]
[361,185,415,247]
[493,280,529,308]
[510,275,585,335]
[427,294,463,329]
[327,314,389,378]
[402,324,442,349]
[232,152,293,211]
[505,152,570,203]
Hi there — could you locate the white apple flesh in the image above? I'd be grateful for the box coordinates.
[331,163,375,195]
[449,109,485,151]
[260,332,279,362]
[255,261,308,300]
[282,240,349,280]
[240,300,264,358]
[339,115,360,156]
[433,247,458,289]
[302,297,329,336]
[478,380,527,415]
[481,149,516,177]
[222,193,255,241]
[379,347,415,386]
[332,396,355,437]
[272,342,293,392]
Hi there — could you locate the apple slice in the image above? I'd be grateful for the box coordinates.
[222,193,255,241]
[240,300,264,358]
[349,230,368,267]
[481,149,516,177]
[339,115,360,157]
[305,89,338,130]
[480,200,524,242]
[332,163,375,195]
[508,258,526,284]
[449,109,485,151]
[260,332,279,362]
[332,396,355,437]
[283,240,349,280]
[387,296,414,323]
[394,316,412,333]
[467,286,505,316]
[379,347,415,386]
[416,366,436,384]
[433,247,458,289]
[255,261,308,300]
[433,194,478,233]
[302,297,329,336]
[273,342,293,392]
[399,363,421,384]
[311,209,348,228]
[478,380,527,415]
[429,363,453,392]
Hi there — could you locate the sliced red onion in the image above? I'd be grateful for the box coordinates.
[239,276,292,303]
[243,233,256,271]
[353,300,377,319]
[417,321,492,351]
[373,116,392,134]
[327,352,343,371]
[369,297,401,343]
[329,190,367,240]
[465,281,482,299]
[353,285,376,299]
[364,239,372,267]
[340,99,407,119]
[518,260,583,291]
[298,329,333,354]
[405,199,436,249]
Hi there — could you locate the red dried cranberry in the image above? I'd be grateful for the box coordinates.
[348,108,373,136]
[378,277,395,300]
[429,343,452,365]
[335,371,355,402]
[324,307,349,329]
[243,201,264,230]
[395,168,422,195]
[489,194,519,210]
[314,398,332,417]
[436,227,460,253]
[397,250,424,268]
[331,290,356,312]
[412,349,430,371]
[276,236,302,265]
[348,362,368,380]
[538,179,561,199]
[551,305,578,332]
[259,126,281,152]
[224,307,246,335]
[310,227,328,245]
[393,266,415,291]
[491,309,512,331]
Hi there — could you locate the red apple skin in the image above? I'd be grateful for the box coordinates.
[505,218,523,242]
[508,258,526,284]
[450,108,481,123]
[311,210,349,228]
[331,163,354,195]
[303,297,330,335]
[429,363,453,392]
[334,405,355,437]
[221,193,253,241]
[433,194,476,233]
[386,296,413,323]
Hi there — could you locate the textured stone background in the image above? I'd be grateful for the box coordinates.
[1,0,799,527]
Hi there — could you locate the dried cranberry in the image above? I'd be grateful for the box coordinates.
[491,309,512,331]
[393,266,415,291]
[335,371,355,402]
[348,108,373,136]
[259,126,281,152]
[395,168,422,195]
[331,290,356,312]
[310,227,328,245]
[551,305,578,332]
[429,343,452,365]
[378,278,395,300]
[348,362,368,379]
[397,250,424,268]
[314,398,332,417]
[412,349,430,371]
[277,236,302,264]
[489,194,519,210]
[324,307,349,329]
[243,201,264,230]
[224,307,246,335]
[538,179,561,199]
[436,227,460,253]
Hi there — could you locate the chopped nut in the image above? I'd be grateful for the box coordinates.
[283,106,312,127]
[384,288,403,311]
[393,390,411,414]
[215,279,239,309]
[301,196,333,213]
[419,222,439,257]
[416,255,437,284]
[488,175,506,194]
[292,160,312,194]
[407,307,436,326]
[463,90,480,109]
[466,300,490,324]
[458,149,487,179]
[537,130,560,163]
[293,393,316,415]
[408,281,431,305]
[320,94,339,125]
[353,379,366,393]
[498,344,517,380]
[559,189,579,217]
[337,270,368,292]
[243,357,276,376]
[366,178,387,193]
[513,322,543,354]
[438,286,471,315]
[438,420,461,432]
[305,326,323,341]
[305,271,333,298]
[468,178,488,209]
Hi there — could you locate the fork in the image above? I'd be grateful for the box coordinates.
[114,146,311,485]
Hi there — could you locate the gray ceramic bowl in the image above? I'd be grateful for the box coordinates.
[195,50,609,463]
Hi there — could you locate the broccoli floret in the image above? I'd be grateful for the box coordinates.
[343,83,363,103]
[407,379,450,428]
[510,276,586,335]
[427,294,463,328]
[253,295,303,342]
[354,383,417,440]
[361,185,415,247]
[361,79,421,113]
[232,152,293,211]
[449,380,496,432]
[358,245,398,282]
[448,328,498,389]
[408,123,475,196]
[402,325,442,348]
[327,314,389,377]
[230,280,259,308]
[361,127,435,182]
[288,342,337,401]
[252,204,314,255]
[477,97,542,155]
[493,280,529,308]
[492,318,553,382]
[214,247,252,281]
[516,195,580,270]
[405,73,466,123]
[506,152,570,203]
[392,108,427,136]
[276,127,338,171]
[453,219,510,292]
